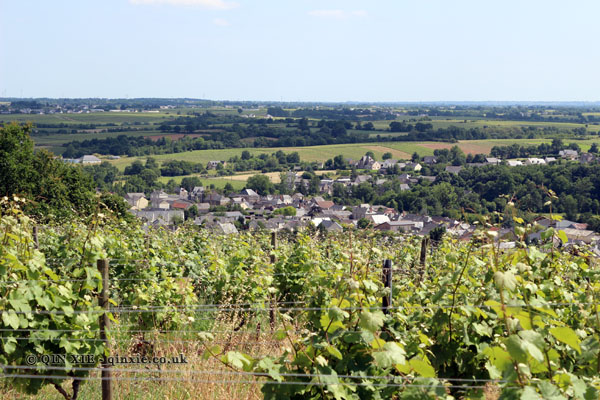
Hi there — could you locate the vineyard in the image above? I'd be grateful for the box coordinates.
[1,197,600,399]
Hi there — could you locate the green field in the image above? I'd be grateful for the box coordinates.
[370,117,600,132]
[108,137,600,174]
[0,111,177,125]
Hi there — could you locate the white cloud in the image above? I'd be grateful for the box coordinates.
[308,9,368,19]
[130,0,238,10]
[213,18,230,26]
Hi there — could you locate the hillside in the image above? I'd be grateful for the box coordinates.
[1,201,600,399]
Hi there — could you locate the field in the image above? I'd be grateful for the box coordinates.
[157,170,337,189]
[0,111,176,125]
[108,137,600,172]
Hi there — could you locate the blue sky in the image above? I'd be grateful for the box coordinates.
[1,0,599,101]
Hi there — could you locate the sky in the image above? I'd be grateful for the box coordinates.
[1,0,599,102]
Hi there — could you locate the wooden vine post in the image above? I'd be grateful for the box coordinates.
[33,226,39,249]
[269,231,277,330]
[417,237,429,286]
[382,259,393,314]
[97,259,113,400]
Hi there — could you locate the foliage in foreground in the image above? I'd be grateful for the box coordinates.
[1,202,600,399]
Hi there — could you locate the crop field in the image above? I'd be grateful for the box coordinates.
[157,169,338,188]
[0,111,177,125]
[108,137,600,172]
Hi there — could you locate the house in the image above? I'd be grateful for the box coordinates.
[197,203,211,214]
[319,220,343,232]
[419,176,436,183]
[561,228,597,244]
[124,193,148,210]
[559,150,578,159]
[170,200,193,210]
[506,160,523,167]
[580,153,596,164]
[150,190,170,209]
[205,193,230,206]
[544,157,557,163]
[206,160,225,169]
[177,187,189,199]
[356,155,375,169]
[190,186,205,201]
[445,166,463,174]
[370,161,381,171]
[381,159,398,170]
[79,155,101,165]
[352,204,371,220]
[405,162,422,172]
[486,157,501,165]
[423,156,438,165]
[212,222,238,235]
[526,158,546,165]
[354,175,371,184]
[133,209,184,225]
[373,221,421,232]
[368,214,390,225]
[240,188,260,201]
[314,200,335,211]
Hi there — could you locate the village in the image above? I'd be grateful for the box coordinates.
[121,160,600,256]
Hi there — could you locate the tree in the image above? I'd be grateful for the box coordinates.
[429,226,446,243]
[180,176,202,191]
[241,150,252,160]
[333,155,347,170]
[273,206,297,216]
[590,143,599,154]
[223,182,234,195]
[184,204,199,220]
[62,144,78,158]
[382,152,393,160]
[365,151,375,159]
[357,218,371,229]
[411,152,420,162]
[363,122,375,131]
[246,174,273,195]
[0,124,97,219]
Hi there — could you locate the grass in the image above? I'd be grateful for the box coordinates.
[0,317,286,400]
[0,111,178,125]
[108,137,600,172]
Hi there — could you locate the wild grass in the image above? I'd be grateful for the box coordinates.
[1,315,294,400]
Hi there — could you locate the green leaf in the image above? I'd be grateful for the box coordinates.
[372,342,405,368]
[409,358,435,377]
[557,230,568,244]
[537,381,567,400]
[202,344,222,360]
[521,386,543,400]
[222,351,254,371]
[3,337,17,354]
[483,346,512,379]
[494,271,517,291]
[2,310,20,330]
[505,335,528,363]
[257,358,283,381]
[328,306,347,322]
[326,345,343,360]
[550,327,581,353]
[359,310,384,332]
